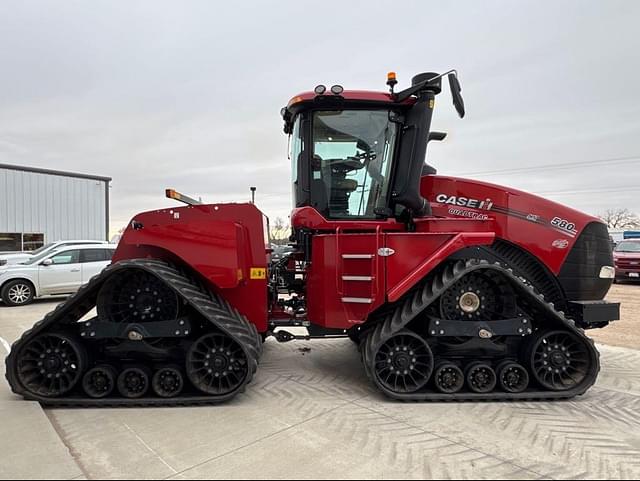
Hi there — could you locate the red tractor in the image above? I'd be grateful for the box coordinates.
[6,71,620,405]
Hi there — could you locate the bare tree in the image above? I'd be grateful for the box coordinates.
[270,217,290,245]
[599,208,640,229]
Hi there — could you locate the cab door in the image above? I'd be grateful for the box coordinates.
[38,250,82,294]
[306,230,386,329]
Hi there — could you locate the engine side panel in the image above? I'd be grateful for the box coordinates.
[422,175,607,276]
[113,203,269,332]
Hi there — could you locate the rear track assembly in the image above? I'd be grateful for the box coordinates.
[5,259,262,407]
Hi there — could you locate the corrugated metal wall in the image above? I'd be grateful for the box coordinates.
[0,168,108,242]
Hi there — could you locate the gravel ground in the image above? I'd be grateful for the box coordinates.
[590,283,640,349]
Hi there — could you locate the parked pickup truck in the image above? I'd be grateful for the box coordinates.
[614,239,640,282]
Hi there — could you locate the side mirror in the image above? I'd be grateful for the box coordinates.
[41,259,53,266]
[448,73,465,118]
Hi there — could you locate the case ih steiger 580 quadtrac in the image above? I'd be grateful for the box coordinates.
[5,71,620,405]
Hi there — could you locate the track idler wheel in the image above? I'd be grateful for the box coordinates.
[186,333,249,396]
[16,333,87,398]
[466,362,497,393]
[528,330,593,392]
[152,366,184,398]
[433,363,465,394]
[497,361,529,393]
[373,330,434,394]
[83,365,117,398]
[117,366,151,398]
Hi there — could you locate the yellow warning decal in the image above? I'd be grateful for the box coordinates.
[250,268,267,280]
[429,99,435,109]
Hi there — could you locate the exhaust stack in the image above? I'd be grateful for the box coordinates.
[391,72,442,217]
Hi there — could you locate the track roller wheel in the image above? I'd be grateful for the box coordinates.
[497,361,529,393]
[152,366,184,398]
[83,365,117,398]
[186,332,249,396]
[16,333,87,398]
[373,330,434,394]
[528,330,592,391]
[117,366,151,398]
[466,362,497,393]
[433,363,465,394]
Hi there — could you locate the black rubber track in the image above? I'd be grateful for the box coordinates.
[361,259,601,401]
[5,259,263,407]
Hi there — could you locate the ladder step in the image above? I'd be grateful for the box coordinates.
[342,254,374,259]
[342,276,374,282]
[342,297,374,304]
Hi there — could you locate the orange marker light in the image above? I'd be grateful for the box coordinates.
[387,71,398,92]
[166,189,181,200]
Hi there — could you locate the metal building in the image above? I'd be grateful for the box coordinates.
[0,164,111,252]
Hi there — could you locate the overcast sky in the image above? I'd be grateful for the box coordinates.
[1,0,639,235]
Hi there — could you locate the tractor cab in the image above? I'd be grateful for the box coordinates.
[291,107,399,219]
[282,71,465,222]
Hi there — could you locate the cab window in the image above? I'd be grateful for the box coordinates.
[289,115,304,207]
[310,110,397,218]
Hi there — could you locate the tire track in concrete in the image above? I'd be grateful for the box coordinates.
[257,340,640,479]
[320,404,548,480]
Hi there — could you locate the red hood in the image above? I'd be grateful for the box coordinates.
[421,175,605,274]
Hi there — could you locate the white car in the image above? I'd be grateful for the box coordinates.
[0,244,116,306]
[0,240,108,267]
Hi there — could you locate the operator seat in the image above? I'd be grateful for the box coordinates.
[312,154,361,217]
[328,178,359,215]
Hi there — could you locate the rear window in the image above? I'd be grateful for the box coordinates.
[81,249,114,263]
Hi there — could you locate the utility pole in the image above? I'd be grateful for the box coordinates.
[250,186,256,204]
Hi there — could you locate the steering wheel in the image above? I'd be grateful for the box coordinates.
[324,157,365,172]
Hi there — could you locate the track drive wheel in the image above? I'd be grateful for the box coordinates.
[186,332,249,396]
[97,269,180,324]
[528,330,593,392]
[373,330,434,394]
[439,271,515,321]
[16,333,87,398]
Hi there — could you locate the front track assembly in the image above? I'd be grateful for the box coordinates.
[361,259,600,401]
[5,259,262,407]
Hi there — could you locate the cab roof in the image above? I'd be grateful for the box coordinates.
[282,89,415,134]
[287,90,400,108]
